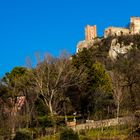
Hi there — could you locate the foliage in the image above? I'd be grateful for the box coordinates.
[72,48,113,119]
[37,115,54,127]
[72,48,93,69]
[24,53,85,116]
[2,67,27,87]
[79,125,130,140]
[0,34,140,139]
[34,98,49,116]
[113,48,140,111]
[72,48,112,93]
[59,128,79,140]
[89,62,112,92]
[117,34,140,48]
[13,129,33,140]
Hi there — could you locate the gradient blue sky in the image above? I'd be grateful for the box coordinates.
[0,0,140,77]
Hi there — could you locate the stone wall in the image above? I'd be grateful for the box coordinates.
[104,27,130,38]
[104,17,140,38]
[71,116,135,131]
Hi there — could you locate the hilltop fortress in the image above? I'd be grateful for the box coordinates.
[104,17,140,37]
[76,16,140,53]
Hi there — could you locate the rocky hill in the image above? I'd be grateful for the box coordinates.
[76,34,140,60]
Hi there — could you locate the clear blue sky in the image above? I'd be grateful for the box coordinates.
[0,0,140,77]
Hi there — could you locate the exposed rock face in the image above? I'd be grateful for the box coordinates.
[109,38,133,59]
[76,38,133,60]
[76,40,94,53]
[76,38,101,53]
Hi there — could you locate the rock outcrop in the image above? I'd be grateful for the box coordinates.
[109,38,133,59]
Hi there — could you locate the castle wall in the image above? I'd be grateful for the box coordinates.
[104,27,130,38]
[104,17,140,38]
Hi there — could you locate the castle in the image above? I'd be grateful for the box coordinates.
[104,17,140,37]
[76,16,140,53]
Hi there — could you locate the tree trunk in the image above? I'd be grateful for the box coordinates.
[117,100,120,124]
[129,85,136,111]
[49,101,53,116]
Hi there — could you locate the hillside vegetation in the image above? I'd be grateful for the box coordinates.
[0,35,140,140]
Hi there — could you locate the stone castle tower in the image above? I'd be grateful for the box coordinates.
[85,25,97,41]
[76,25,97,53]
[130,16,140,34]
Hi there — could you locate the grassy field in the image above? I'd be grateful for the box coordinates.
[36,125,132,140]
[79,125,130,140]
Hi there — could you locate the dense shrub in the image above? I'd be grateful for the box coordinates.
[38,116,54,127]
[117,34,140,47]
[59,128,79,140]
[13,130,32,140]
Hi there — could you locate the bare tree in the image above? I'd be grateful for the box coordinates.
[110,71,125,123]
[27,53,86,117]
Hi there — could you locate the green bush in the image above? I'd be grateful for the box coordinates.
[13,130,32,140]
[38,115,54,127]
[56,116,82,126]
[59,128,79,140]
